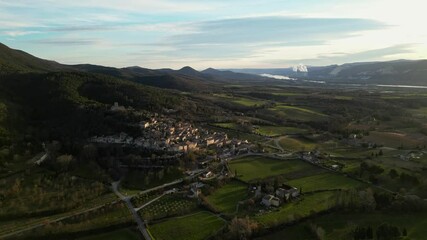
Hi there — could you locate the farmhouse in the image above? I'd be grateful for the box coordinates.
[276,185,300,201]
[262,195,281,207]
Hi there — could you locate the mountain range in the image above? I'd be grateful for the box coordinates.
[230,60,427,85]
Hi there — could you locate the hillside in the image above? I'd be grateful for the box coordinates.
[0,43,226,144]
[0,43,72,73]
[231,60,427,85]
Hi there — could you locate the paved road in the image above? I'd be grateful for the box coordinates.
[112,181,152,240]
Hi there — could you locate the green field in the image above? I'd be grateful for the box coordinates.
[213,93,267,107]
[254,126,307,136]
[229,156,322,182]
[254,191,335,227]
[287,172,365,192]
[363,131,426,148]
[258,224,316,240]
[149,211,225,240]
[278,137,317,151]
[79,228,140,240]
[206,181,248,214]
[270,105,328,122]
[212,122,240,130]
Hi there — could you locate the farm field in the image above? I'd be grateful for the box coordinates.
[78,228,140,240]
[140,195,197,220]
[148,211,225,240]
[258,225,316,240]
[363,131,426,148]
[277,136,319,152]
[270,104,328,122]
[213,93,267,107]
[286,172,366,192]
[206,181,248,214]
[229,156,323,182]
[254,191,335,227]
[307,211,427,240]
[254,126,308,136]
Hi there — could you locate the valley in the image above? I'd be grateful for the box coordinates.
[1,43,427,240]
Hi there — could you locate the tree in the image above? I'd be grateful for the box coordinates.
[229,216,258,240]
[273,177,279,190]
[402,228,407,236]
[388,169,398,179]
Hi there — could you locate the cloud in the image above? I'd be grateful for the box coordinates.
[3,30,40,37]
[0,0,212,13]
[272,44,415,66]
[170,16,386,45]
[34,39,101,46]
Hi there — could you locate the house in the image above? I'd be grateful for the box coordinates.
[111,102,126,112]
[206,138,215,146]
[262,195,281,207]
[188,182,205,198]
[276,185,300,201]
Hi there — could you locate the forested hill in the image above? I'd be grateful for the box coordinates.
[0,44,225,145]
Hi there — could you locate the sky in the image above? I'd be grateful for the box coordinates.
[0,0,426,69]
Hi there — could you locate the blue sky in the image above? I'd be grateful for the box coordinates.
[0,0,426,69]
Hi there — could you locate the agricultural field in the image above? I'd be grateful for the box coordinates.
[254,191,335,227]
[265,211,427,240]
[254,126,308,136]
[78,228,140,240]
[277,136,318,151]
[269,104,328,122]
[229,156,323,182]
[212,93,267,107]
[286,172,366,192]
[140,195,197,220]
[363,131,427,149]
[148,211,225,240]
[206,181,248,214]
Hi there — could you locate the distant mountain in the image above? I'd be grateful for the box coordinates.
[231,60,427,85]
[0,43,71,73]
[201,68,274,83]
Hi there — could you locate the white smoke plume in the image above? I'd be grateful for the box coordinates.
[292,64,308,72]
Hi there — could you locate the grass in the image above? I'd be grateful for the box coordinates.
[149,211,225,240]
[212,122,240,130]
[254,191,335,227]
[78,228,140,240]
[257,224,316,240]
[363,131,425,148]
[269,105,328,122]
[286,172,366,192]
[254,126,307,137]
[311,211,427,240]
[229,156,322,182]
[206,181,248,214]
[278,137,317,151]
[213,93,267,107]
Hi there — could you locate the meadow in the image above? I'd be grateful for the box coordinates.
[254,191,335,227]
[286,172,366,192]
[254,126,308,137]
[229,156,323,182]
[148,211,225,240]
[206,181,248,214]
[78,228,140,240]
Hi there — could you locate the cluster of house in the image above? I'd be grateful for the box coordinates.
[88,114,252,158]
[258,185,300,207]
